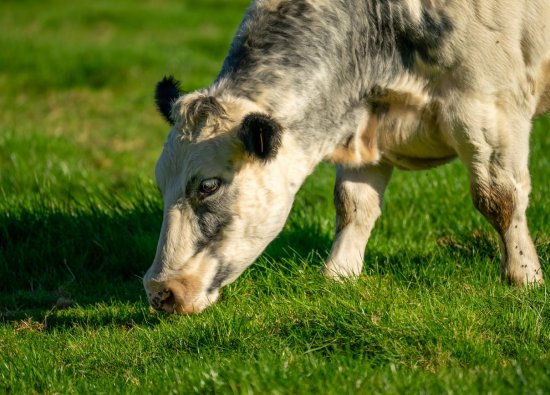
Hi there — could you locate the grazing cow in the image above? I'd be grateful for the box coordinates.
[144,0,549,314]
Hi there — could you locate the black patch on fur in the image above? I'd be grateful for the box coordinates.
[185,176,198,198]
[207,262,233,294]
[217,0,317,98]
[193,202,233,253]
[155,76,182,125]
[196,209,231,244]
[393,8,454,68]
[187,178,236,254]
[238,113,283,161]
[231,1,313,68]
[346,1,454,74]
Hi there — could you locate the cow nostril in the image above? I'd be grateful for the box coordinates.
[148,280,206,314]
[151,289,175,313]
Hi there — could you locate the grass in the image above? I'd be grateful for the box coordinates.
[1,0,549,393]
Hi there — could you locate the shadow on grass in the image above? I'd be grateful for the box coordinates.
[365,230,501,284]
[0,197,162,318]
[3,195,544,329]
[0,195,334,325]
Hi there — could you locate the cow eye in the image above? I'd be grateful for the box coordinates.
[198,178,221,198]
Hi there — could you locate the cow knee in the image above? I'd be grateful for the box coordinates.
[334,182,365,233]
[333,169,386,232]
[471,180,515,234]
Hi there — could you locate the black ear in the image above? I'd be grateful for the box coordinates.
[155,76,183,125]
[238,113,283,161]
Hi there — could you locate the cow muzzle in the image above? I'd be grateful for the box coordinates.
[144,278,219,314]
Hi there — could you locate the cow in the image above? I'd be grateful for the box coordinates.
[144,0,549,314]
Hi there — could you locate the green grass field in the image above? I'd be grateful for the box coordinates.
[1,1,549,393]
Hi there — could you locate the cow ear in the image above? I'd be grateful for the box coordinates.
[238,113,283,161]
[155,76,183,125]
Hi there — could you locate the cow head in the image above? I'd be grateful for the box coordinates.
[143,77,313,313]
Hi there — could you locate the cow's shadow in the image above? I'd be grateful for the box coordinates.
[1,194,529,331]
[0,198,162,327]
[0,204,333,330]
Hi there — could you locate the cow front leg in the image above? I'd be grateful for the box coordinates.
[458,120,543,285]
[324,163,393,278]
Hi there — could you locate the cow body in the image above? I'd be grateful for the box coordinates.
[144,0,549,313]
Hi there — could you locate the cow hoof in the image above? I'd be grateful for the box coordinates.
[502,267,544,286]
[322,265,361,280]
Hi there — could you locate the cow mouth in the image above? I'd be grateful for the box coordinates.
[161,292,176,313]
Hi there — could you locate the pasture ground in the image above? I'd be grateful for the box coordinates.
[1,1,549,393]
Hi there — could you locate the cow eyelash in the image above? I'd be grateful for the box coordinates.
[197,178,221,199]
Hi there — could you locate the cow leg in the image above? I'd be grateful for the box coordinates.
[457,117,543,285]
[324,163,393,278]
